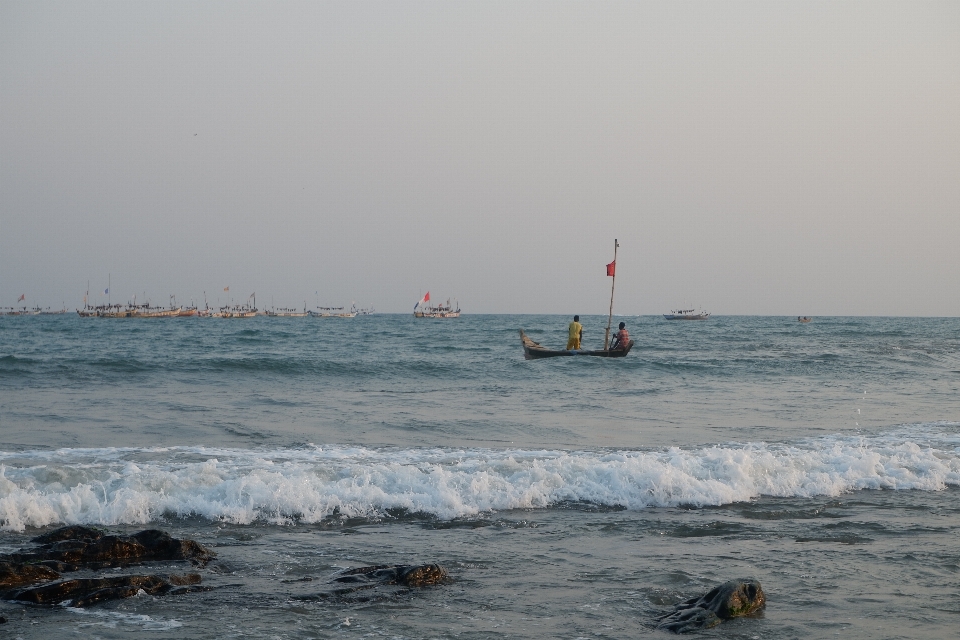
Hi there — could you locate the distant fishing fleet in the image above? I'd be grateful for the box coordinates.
[2,288,374,318]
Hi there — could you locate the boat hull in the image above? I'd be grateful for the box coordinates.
[662,314,710,320]
[519,330,634,359]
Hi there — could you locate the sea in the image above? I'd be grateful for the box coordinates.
[1,314,959,639]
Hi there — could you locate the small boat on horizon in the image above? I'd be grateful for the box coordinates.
[663,309,710,320]
[798,316,813,323]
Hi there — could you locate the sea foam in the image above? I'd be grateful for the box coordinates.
[1,423,958,532]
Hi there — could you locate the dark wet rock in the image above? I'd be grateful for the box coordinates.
[1,527,214,608]
[334,564,449,588]
[0,614,6,623]
[0,561,61,590]
[656,579,765,633]
[31,525,105,544]
[7,573,203,607]
[7,527,215,569]
[297,564,451,600]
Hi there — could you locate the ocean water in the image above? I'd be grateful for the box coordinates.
[1,314,959,638]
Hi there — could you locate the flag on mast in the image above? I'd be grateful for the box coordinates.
[224,286,229,292]
[414,292,430,310]
[606,261,616,277]
[18,294,25,302]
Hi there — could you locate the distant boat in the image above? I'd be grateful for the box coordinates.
[413,293,460,318]
[519,329,634,359]
[798,316,812,323]
[267,306,308,317]
[663,309,710,320]
[310,305,357,318]
[215,305,258,318]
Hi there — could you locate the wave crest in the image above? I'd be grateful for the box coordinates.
[2,424,958,532]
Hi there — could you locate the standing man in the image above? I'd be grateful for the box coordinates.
[566,315,583,350]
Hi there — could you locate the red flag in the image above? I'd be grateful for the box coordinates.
[18,294,25,301]
[424,291,430,302]
[606,261,616,277]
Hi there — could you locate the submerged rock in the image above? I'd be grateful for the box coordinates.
[656,579,765,633]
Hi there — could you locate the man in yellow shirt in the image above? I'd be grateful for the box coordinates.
[566,315,583,350]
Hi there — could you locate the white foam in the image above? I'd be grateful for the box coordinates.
[1,423,959,532]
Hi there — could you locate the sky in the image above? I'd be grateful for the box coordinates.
[1,1,958,315]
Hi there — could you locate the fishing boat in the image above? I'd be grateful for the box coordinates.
[215,293,259,318]
[798,316,812,323]
[521,239,634,359]
[663,309,710,320]
[133,305,181,318]
[216,305,258,318]
[310,306,357,318]
[267,306,308,317]
[519,329,634,359]
[413,293,460,318]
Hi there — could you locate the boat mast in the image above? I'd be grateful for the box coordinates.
[603,239,619,350]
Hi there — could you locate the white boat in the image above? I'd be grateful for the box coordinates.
[309,306,356,318]
[663,309,710,320]
[267,306,308,317]
[413,293,460,318]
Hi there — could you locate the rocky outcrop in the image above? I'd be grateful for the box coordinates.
[0,526,214,607]
[656,579,765,633]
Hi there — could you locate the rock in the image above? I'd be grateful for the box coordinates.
[31,525,104,544]
[656,579,765,633]
[7,573,203,607]
[333,564,449,588]
[0,561,61,590]
[297,564,450,600]
[1,527,214,608]
[7,527,215,569]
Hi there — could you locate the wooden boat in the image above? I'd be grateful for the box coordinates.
[798,316,812,323]
[520,330,634,359]
[521,239,634,360]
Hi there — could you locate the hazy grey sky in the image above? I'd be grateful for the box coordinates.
[2,1,958,314]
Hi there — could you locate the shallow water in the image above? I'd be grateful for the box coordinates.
[1,314,959,638]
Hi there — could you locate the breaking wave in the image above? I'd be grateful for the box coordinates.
[1,423,958,532]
